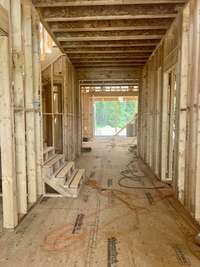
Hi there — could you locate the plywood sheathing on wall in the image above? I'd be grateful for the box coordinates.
[138,0,200,224]
[32,0,187,69]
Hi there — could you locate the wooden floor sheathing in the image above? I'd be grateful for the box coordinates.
[0,137,200,266]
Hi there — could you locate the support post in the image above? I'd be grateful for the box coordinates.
[23,0,37,204]
[32,10,43,196]
[0,36,18,228]
[11,0,27,215]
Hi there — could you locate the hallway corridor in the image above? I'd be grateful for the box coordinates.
[0,138,200,266]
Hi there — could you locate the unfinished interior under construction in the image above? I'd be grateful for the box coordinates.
[1,0,200,266]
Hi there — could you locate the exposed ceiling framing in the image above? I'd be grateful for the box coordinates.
[32,0,187,68]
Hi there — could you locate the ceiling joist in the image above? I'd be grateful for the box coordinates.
[32,0,187,68]
[33,0,186,7]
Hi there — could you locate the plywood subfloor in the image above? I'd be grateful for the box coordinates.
[0,137,200,267]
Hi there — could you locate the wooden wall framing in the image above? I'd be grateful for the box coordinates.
[42,56,81,164]
[0,0,81,228]
[81,92,94,139]
[0,0,42,228]
[138,0,200,223]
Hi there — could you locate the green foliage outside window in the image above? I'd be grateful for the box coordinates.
[95,100,138,129]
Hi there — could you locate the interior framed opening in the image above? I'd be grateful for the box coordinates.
[80,81,139,141]
[94,99,138,137]
[162,67,177,182]
[42,72,64,153]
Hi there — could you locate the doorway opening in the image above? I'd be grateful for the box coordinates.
[162,67,177,182]
[81,81,139,141]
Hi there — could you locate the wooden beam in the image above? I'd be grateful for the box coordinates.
[81,83,139,87]
[173,6,189,204]
[63,45,157,49]
[69,52,151,57]
[77,66,141,79]
[0,36,18,229]
[23,0,37,204]
[33,0,186,7]
[49,18,173,32]
[194,0,200,222]
[70,57,149,63]
[57,35,163,42]
[93,96,137,101]
[41,4,182,21]
[11,0,27,215]
[45,14,177,22]
[52,26,169,33]
[60,40,160,47]
[74,63,144,67]
[65,49,154,54]
[71,59,147,63]
[32,10,43,196]
[0,3,8,34]
[69,56,150,61]
[55,29,166,38]
[88,91,138,97]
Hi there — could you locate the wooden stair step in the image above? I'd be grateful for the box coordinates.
[43,177,74,197]
[43,146,55,163]
[70,169,85,189]
[64,169,79,188]
[44,154,64,167]
[43,168,86,198]
[53,162,69,178]
[43,154,65,177]
[56,161,75,179]
[43,153,57,165]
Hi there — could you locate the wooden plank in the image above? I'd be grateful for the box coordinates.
[52,26,169,33]
[63,57,69,160]
[89,91,138,97]
[61,42,159,48]
[45,15,177,23]
[77,67,141,80]
[23,0,37,204]
[56,161,75,178]
[184,0,195,214]
[68,52,152,56]
[33,0,187,7]
[195,0,200,222]
[55,29,166,38]
[11,0,27,215]
[65,48,154,54]
[49,18,173,32]
[32,10,43,196]
[174,8,189,204]
[188,0,200,219]
[0,36,18,228]
[57,35,163,42]
[72,59,147,64]
[70,169,85,188]
[40,4,182,20]
[74,63,144,67]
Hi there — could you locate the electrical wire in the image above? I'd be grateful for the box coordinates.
[118,146,200,259]
[118,146,168,190]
